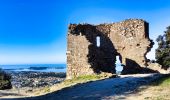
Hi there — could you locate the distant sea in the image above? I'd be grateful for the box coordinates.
[0,64,66,72]
[0,63,123,73]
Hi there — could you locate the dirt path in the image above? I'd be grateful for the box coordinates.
[0,73,164,100]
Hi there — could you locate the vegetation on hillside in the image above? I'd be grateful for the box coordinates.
[143,74,170,100]
[63,73,114,85]
[156,26,170,69]
[34,73,116,95]
[0,68,12,89]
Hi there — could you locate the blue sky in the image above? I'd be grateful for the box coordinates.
[0,0,170,64]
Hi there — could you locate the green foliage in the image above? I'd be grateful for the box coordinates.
[151,74,170,87]
[43,86,50,93]
[63,74,103,85]
[144,75,170,99]
[63,74,115,86]
[156,26,170,69]
[160,77,170,86]
[0,69,12,90]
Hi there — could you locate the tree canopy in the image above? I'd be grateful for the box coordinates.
[156,26,170,69]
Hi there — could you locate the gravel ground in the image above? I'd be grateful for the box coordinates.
[0,73,165,100]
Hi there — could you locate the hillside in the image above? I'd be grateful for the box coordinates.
[1,73,170,100]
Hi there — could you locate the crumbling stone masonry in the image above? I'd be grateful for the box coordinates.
[66,19,154,79]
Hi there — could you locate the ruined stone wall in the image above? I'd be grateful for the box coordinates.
[67,24,116,79]
[67,25,94,79]
[67,19,153,79]
[108,19,153,74]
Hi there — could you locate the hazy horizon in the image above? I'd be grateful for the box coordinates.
[0,63,66,66]
[0,0,170,64]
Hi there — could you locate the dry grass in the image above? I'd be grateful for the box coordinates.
[125,74,170,100]
[34,73,115,96]
[146,75,170,100]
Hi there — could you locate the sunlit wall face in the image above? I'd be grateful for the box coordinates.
[0,0,170,64]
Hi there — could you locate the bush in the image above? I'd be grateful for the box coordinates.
[0,69,12,90]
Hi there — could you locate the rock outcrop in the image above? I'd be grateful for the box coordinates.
[66,19,154,79]
[147,62,170,74]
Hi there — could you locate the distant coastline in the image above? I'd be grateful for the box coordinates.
[0,63,123,73]
[0,64,66,72]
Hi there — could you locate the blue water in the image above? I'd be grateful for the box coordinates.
[0,63,122,73]
[0,64,66,72]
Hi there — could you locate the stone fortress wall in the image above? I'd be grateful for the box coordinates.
[66,19,163,79]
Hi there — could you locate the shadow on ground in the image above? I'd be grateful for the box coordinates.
[0,74,166,100]
[149,74,170,86]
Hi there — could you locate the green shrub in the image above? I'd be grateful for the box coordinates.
[0,69,12,90]
[152,75,170,86]
[63,73,115,86]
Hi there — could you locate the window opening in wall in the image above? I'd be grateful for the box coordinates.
[96,36,100,47]
[115,55,123,75]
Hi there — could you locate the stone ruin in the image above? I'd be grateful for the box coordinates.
[66,19,164,79]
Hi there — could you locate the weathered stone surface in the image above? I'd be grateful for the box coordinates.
[147,62,170,74]
[66,24,116,79]
[108,19,154,74]
[66,19,154,79]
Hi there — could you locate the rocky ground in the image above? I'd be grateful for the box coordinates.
[1,73,169,100]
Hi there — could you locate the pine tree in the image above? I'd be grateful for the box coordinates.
[156,26,170,69]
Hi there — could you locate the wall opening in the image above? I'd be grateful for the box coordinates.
[96,36,100,47]
[115,55,123,75]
